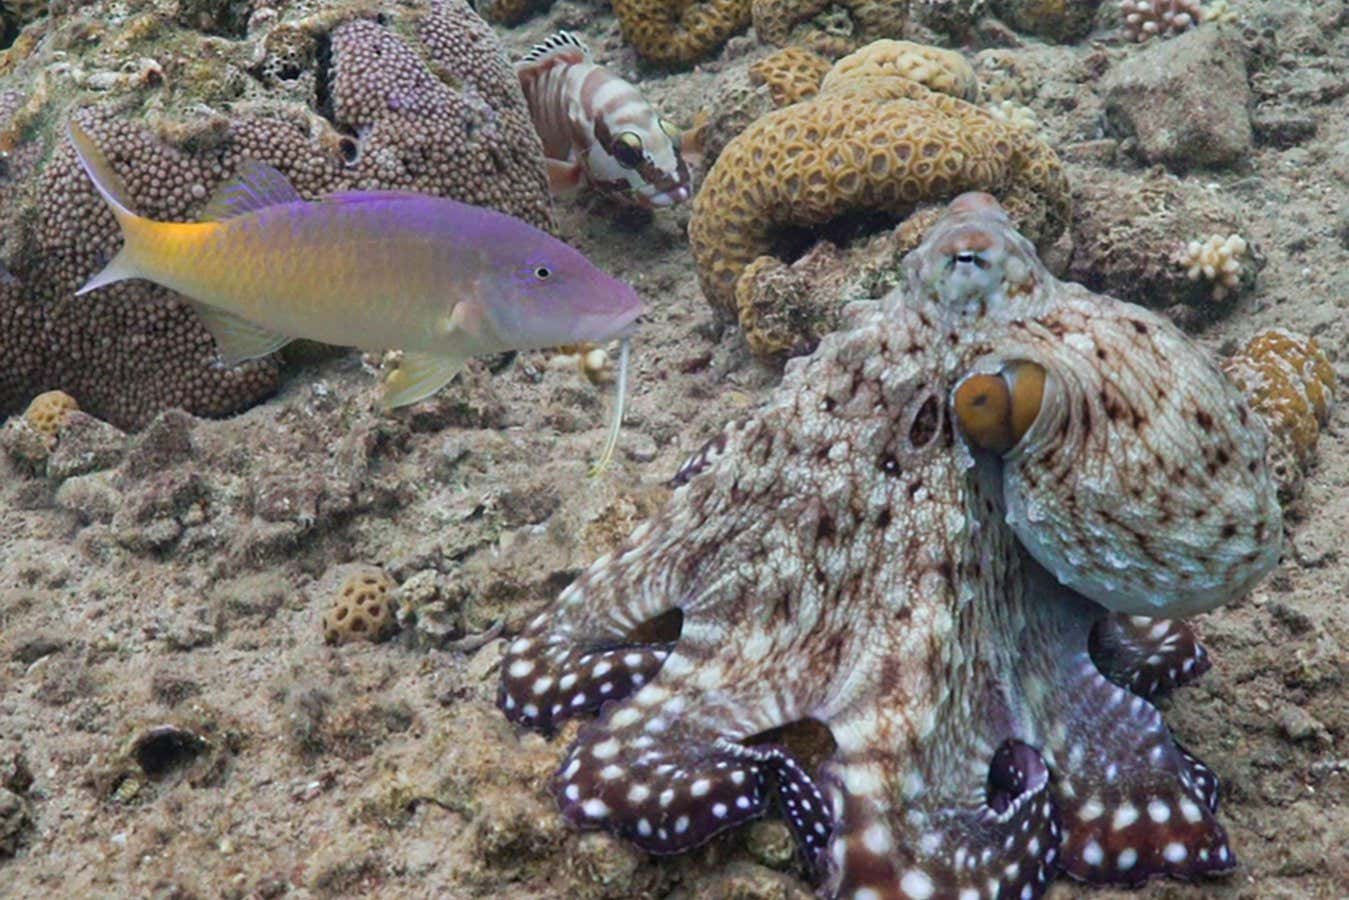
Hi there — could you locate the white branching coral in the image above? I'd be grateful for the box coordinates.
[1119,0,1201,42]
[1177,233,1248,300]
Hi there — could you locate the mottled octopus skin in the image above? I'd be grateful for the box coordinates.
[500,194,1280,899]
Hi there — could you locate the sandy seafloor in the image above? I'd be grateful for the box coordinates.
[1,0,1347,897]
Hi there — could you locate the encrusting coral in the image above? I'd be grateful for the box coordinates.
[748,47,834,108]
[324,569,399,645]
[1119,0,1200,42]
[611,0,752,67]
[1222,328,1336,499]
[819,38,978,100]
[0,0,552,430]
[1175,233,1248,301]
[688,40,1069,346]
[752,0,911,58]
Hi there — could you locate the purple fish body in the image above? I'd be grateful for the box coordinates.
[68,118,645,407]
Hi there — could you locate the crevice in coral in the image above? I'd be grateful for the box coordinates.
[768,209,904,265]
[312,29,337,128]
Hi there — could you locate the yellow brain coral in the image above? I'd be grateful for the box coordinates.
[752,0,909,58]
[820,39,978,101]
[749,47,834,108]
[23,390,78,437]
[323,569,398,645]
[1222,328,1335,498]
[612,0,752,66]
[689,54,1070,314]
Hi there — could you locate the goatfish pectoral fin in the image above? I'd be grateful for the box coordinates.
[381,351,468,409]
[190,302,292,365]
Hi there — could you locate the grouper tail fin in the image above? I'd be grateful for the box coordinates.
[67,118,157,295]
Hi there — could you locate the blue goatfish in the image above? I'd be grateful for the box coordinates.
[67,119,645,425]
[517,31,692,208]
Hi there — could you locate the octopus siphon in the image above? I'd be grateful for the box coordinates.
[499,193,1282,899]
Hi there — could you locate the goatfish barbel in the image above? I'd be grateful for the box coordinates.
[517,31,692,208]
[68,119,644,467]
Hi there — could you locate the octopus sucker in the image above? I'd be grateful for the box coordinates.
[498,193,1279,898]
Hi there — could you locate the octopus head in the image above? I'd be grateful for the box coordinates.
[904,192,1044,317]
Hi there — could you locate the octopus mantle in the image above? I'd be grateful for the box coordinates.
[500,194,1281,899]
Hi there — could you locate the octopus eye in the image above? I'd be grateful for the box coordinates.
[952,360,1046,455]
[954,250,988,269]
[612,132,644,168]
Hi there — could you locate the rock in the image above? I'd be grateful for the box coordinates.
[54,471,122,524]
[0,787,32,857]
[45,411,127,480]
[1277,705,1331,746]
[1103,26,1253,170]
[1066,167,1256,315]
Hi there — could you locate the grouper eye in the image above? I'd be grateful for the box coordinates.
[612,132,643,169]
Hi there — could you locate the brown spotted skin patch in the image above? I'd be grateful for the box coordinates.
[499,194,1280,898]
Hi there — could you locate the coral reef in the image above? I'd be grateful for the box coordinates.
[1119,0,1199,42]
[751,0,910,58]
[748,47,833,108]
[611,0,752,67]
[1176,232,1248,300]
[324,569,399,645]
[501,194,1279,896]
[22,389,78,438]
[1222,329,1336,500]
[688,44,1069,340]
[0,0,552,429]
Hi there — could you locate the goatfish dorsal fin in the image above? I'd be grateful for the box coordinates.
[518,30,591,71]
[382,351,467,409]
[189,302,291,364]
[201,161,303,220]
[321,189,432,205]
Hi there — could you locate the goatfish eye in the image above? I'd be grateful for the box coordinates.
[612,132,644,169]
[534,265,552,280]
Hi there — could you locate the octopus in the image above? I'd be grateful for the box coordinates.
[499,193,1282,898]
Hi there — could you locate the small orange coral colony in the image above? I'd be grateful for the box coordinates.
[23,390,79,437]
[324,569,399,645]
[1222,328,1335,496]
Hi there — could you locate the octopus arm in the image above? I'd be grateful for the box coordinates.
[1017,569,1235,887]
[1088,614,1211,700]
[550,638,828,857]
[817,705,1061,899]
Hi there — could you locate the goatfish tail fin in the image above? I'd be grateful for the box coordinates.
[67,119,157,295]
